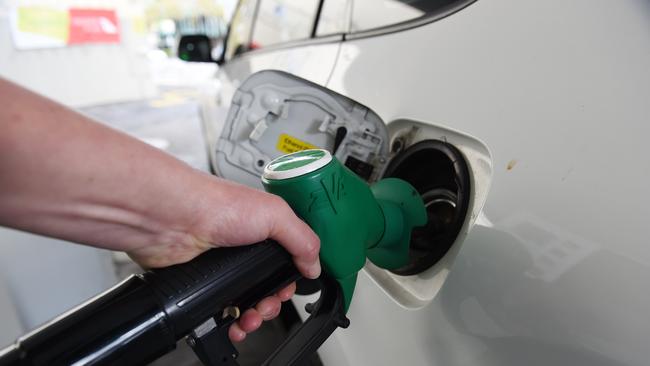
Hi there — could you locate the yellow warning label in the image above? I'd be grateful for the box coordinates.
[276,133,318,154]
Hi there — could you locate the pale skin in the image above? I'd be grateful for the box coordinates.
[0,78,321,342]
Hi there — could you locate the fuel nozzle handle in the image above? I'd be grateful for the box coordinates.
[262,149,427,310]
[0,241,348,366]
[0,243,286,365]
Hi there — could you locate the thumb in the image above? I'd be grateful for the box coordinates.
[265,196,321,279]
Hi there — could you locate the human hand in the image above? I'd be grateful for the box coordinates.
[0,81,318,343]
[127,175,321,342]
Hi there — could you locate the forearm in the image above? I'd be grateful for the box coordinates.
[0,78,207,255]
[0,78,320,278]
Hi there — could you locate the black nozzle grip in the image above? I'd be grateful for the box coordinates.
[144,241,301,338]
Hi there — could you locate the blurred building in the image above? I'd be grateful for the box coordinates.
[0,0,155,107]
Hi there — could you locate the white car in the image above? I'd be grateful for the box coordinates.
[182,0,650,365]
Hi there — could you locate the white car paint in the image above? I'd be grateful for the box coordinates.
[204,0,650,364]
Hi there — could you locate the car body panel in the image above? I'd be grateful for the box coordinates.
[316,0,650,365]
[205,0,650,364]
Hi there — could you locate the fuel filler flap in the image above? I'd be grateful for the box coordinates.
[214,70,390,188]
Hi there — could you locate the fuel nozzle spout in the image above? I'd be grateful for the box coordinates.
[262,149,427,310]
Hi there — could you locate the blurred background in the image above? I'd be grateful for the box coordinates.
[0,1,299,364]
[0,0,236,106]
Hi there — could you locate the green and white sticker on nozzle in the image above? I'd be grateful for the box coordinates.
[263,149,332,180]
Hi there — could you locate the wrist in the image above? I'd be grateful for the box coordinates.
[125,167,217,261]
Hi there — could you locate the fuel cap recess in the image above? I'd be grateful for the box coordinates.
[263,149,332,180]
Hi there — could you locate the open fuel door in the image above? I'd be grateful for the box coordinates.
[214,70,390,188]
[213,69,494,317]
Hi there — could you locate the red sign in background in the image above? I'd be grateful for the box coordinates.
[68,8,120,44]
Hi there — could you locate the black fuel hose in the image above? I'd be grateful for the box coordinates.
[0,241,302,366]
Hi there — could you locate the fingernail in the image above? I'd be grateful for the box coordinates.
[278,290,292,302]
[235,328,246,340]
[308,261,321,279]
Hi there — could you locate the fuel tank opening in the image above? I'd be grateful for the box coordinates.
[384,140,471,276]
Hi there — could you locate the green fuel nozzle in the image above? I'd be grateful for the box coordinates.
[262,149,427,311]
